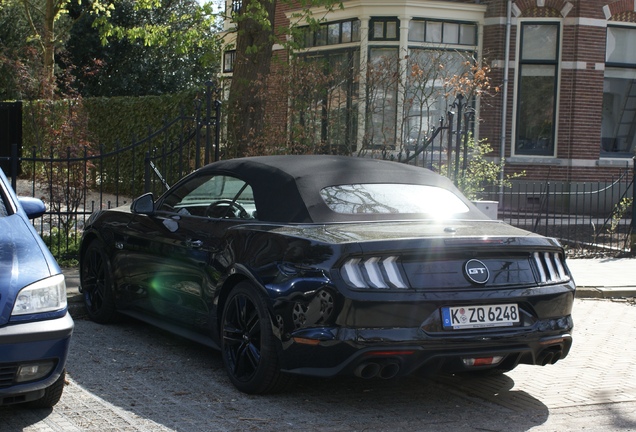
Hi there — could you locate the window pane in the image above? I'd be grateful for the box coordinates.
[367,48,399,148]
[443,22,459,44]
[315,26,327,46]
[321,184,469,215]
[374,22,384,39]
[342,21,352,43]
[352,20,361,42]
[522,24,558,61]
[607,27,636,65]
[158,175,256,219]
[460,24,476,45]
[515,65,556,155]
[601,76,636,154]
[328,23,340,45]
[304,28,314,48]
[290,51,359,153]
[409,21,425,42]
[426,22,442,43]
[404,49,472,148]
[386,21,397,39]
[223,51,235,72]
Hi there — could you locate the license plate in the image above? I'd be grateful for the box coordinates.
[442,304,519,330]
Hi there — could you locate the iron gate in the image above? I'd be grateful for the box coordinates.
[0,83,220,262]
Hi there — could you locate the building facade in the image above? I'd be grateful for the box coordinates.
[222,0,636,182]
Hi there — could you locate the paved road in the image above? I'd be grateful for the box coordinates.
[1,297,635,432]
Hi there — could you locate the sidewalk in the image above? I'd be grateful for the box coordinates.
[63,258,636,317]
[566,257,636,298]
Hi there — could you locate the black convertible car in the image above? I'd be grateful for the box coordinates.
[80,155,575,394]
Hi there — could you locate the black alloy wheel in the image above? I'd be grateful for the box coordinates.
[221,282,292,394]
[81,239,117,324]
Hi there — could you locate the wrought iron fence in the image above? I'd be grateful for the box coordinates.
[1,87,634,259]
[370,96,635,256]
[484,173,634,256]
[1,84,220,263]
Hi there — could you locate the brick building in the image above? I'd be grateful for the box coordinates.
[221,0,636,183]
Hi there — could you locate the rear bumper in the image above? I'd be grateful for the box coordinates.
[276,276,575,379]
[0,313,74,405]
[281,318,573,379]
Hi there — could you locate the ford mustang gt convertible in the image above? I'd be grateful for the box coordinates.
[79,155,575,394]
[0,169,73,407]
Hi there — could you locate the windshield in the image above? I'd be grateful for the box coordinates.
[320,184,469,216]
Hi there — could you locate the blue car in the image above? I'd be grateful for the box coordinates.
[0,169,73,407]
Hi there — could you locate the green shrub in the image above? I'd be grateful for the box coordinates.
[42,228,81,267]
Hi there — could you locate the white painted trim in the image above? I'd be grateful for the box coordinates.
[484,17,509,26]
[285,0,487,24]
[598,157,634,167]
[563,17,608,27]
[498,157,633,168]
[561,2,574,18]
[561,61,587,70]
[486,17,608,28]
[512,3,521,18]
[507,156,561,165]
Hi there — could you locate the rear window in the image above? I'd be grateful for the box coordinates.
[320,184,469,216]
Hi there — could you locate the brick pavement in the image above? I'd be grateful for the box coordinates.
[3,261,634,431]
[435,298,636,410]
[3,297,634,432]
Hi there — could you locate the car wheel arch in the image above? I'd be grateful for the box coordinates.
[80,236,119,323]
[79,231,105,273]
[215,272,275,337]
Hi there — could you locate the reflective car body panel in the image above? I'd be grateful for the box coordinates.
[80,155,574,387]
[0,169,73,406]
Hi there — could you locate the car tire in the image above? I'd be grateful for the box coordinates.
[221,281,294,394]
[29,370,66,408]
[81,239,118,324]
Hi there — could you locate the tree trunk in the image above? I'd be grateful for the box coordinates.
[42,0,58,97]
[226,0,277,157]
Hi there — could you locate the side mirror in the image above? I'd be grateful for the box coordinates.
[131,193,155,215]
[19,197,46,219]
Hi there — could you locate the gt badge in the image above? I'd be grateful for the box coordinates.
[464,259,489,285]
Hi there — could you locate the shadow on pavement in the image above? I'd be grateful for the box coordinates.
[1,316,550,431]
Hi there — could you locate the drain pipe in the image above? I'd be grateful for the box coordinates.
[499,0,512,202]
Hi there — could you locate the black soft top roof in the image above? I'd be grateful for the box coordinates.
[196,155,483,223]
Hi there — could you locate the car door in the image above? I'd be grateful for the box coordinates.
[120,172,257,331]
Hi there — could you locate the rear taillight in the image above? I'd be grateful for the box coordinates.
[341,256,408,289]
[533,252,570,283]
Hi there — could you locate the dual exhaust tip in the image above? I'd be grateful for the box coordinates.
[538,348,563,366]
[354,347,562,379]
[354,361,401,380]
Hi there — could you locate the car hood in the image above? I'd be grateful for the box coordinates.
[0,214,55,326]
